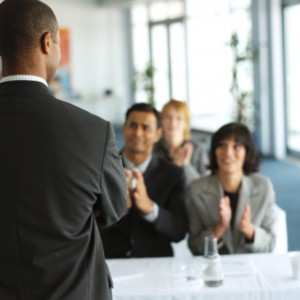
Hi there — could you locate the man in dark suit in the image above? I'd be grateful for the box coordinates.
[0,1,127,299]
[100,103,188,258]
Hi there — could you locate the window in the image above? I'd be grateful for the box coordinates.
[283,4,300,155]
[131,0,252,131]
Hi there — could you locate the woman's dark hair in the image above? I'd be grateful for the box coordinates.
[208,122,259,175]
[125,102,162,128]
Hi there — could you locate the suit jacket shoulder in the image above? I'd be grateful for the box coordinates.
[0,80,126,300]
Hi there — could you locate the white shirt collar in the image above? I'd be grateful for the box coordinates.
[0,75,48,86]
[123,154,152,174]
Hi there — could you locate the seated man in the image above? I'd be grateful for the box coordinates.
[100,103,188,258]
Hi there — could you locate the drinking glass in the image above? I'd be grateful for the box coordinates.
[202,236,224,287]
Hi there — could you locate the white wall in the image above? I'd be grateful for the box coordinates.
[46,0,130,125]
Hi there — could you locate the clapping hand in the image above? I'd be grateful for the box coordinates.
[130,169,154,214]
[240,204,255,241]
[124,168,153,214]
[219,196,232,227]
[124,168,135,210]
[172,142,194,166]
[213,196,232,239]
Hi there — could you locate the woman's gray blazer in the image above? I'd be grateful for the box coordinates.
[188,173,276,255]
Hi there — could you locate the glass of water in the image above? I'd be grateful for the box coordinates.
[202,235,224,287]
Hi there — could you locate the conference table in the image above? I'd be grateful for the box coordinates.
[107,252,300,300]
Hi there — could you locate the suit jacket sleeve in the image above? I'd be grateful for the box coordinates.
[243,176,276,252]
[154,168,188,242]
[187,179,215,255]
[96,122,127,228]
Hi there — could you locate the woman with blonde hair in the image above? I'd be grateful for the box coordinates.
[154,99,209,185]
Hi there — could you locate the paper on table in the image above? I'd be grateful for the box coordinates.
[108,263,144,282]
[222,259,255,276]
[112,272,144,282]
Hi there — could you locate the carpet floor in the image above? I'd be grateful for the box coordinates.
[260,157,300,251]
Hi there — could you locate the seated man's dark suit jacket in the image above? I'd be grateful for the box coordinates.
[0,81,127,300]
[100,155,188,258]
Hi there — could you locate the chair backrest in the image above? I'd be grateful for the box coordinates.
[273,204,288,253]
[172,235,193,258]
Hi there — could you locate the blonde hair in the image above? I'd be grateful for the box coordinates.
[161,99,191,140]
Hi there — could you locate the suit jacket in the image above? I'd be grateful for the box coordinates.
[154,138,209,186]
[188,174,276,255]
[0,81,127,300]
[100,155,188,258]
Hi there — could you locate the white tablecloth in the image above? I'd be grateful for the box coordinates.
[107,252,300,300]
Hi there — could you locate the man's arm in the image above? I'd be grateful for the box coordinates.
[154,167,188,242]
[96,123,127,228]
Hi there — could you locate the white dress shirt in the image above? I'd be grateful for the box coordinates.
[0,75,48,86]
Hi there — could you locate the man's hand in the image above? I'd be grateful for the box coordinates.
[131,169,154,214]
[124,168,134,210]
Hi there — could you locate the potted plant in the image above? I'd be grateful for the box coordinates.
[229,32,258,130]
[133,60,156,106]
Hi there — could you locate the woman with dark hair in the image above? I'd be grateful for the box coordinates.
[188,122,276,255]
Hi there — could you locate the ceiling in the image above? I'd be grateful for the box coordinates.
[61,0,171,8]
[101,0,169,8]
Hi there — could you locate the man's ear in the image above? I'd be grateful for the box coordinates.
[41,32,51,54]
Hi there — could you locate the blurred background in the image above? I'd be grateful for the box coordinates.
[1,0,299,250]
[25,0,300,161]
